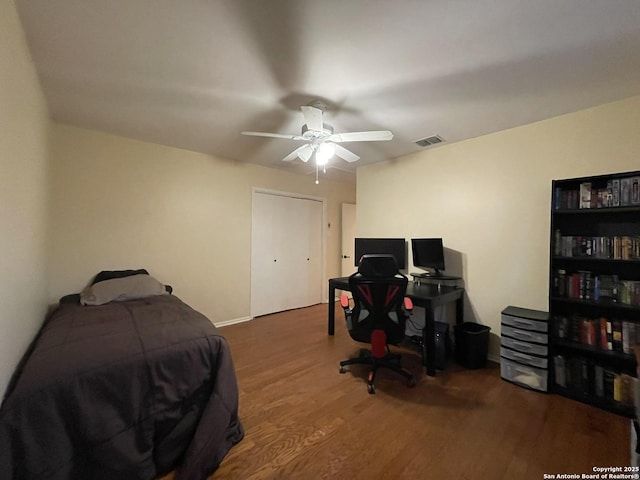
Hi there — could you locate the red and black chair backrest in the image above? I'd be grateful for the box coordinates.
[347,254,409,347]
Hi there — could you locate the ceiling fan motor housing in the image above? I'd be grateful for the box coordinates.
[301,123,333,140]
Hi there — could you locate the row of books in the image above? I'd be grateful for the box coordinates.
[553,176,640,210]
[554,314,637,354]
[553,233,640,260]
[554,355,636,407]
[551,270,640,306]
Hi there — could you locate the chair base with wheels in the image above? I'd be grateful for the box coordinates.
[339,291,416,394]
[339,346,416,394]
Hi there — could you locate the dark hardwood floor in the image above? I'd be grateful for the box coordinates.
[164,303,631,480]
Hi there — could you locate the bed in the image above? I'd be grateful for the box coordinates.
[0,271,244,480]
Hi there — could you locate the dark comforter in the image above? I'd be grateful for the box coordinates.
[0,295,244,479]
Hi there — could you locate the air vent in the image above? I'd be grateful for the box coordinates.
[415,135,445,147]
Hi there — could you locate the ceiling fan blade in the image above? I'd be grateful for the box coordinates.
[329,130,393,143]
[297,144,314,162]
[334,144,360,163]
[242,131,304,140]
[282,144,312,162]
[300,105,323,132]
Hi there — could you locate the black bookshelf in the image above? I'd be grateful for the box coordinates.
[549,170,640,417]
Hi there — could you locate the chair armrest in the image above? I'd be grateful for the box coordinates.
[340,294,353,323]
[404,297,413,312]
[340,294,350,310]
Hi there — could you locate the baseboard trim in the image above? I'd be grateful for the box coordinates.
[215,316,253,328]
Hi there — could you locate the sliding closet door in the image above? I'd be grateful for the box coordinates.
[251,192,284,316]
[251,191,323,317]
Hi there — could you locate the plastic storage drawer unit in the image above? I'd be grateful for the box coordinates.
[500,358,548,391]
[500,306,549,392]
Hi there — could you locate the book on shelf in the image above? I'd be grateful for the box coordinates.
[603,368,616,399]
[599,317,613,351]
[580,237,592,257]
[580,182,592,209]
[613,236,640,260]
[613,373,636,407]
[569,189,579,209]
[621,178,632,206]
[612,179,621,207]
[595,274,619,302]
[583,272,594,300]
[632,177,640,205]
[618,374,636,407]
[623,321,634,355]
[568,315,580,343]
[596,236,612,258]
[605,180,615,208]
[595,187,608,208]
[565,356,591,394]
[552,269,567,296]
[555,315,569,340]
[619,280,640,305]
[578,317,597,346]
[611,320,623,352]
[594,364,604,397]
[556,189,580,209]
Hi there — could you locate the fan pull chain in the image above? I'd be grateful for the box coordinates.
[315,163,319,184]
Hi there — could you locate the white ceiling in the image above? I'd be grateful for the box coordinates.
[15,0,640,183]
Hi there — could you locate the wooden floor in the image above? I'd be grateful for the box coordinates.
[163,303,631,480]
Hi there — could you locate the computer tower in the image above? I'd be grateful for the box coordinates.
[434,321,450,370]
[406,319,450,370]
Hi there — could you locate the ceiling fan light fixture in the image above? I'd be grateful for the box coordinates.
[315,142,335,165]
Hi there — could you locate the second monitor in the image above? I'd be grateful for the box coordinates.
[354,238,406,269]
[411,238,445,276]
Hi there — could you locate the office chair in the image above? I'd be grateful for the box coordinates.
[339,254,416,394]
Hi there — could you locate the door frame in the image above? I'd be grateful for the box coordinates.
[251,188,327,318]
[341,202,356,277]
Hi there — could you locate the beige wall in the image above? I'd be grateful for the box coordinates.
[0,0,50,397]
[357,95,640,359]
[47,124,356,324]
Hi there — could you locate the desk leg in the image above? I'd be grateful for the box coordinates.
[422,306,436,377]
[328,283,336,336]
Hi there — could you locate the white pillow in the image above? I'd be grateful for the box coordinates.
[80,274,167,306]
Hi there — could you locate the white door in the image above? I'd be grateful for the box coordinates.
[251,192,323,317]
[341,203,356,276]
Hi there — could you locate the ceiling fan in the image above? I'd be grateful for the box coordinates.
[241,102,393,169]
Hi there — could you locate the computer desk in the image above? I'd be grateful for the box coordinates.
[328,277,464,377]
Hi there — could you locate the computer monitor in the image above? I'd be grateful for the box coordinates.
[411,238,445,275]
[354,238,406,269]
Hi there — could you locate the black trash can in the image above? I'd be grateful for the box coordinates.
[454,322,491,369]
